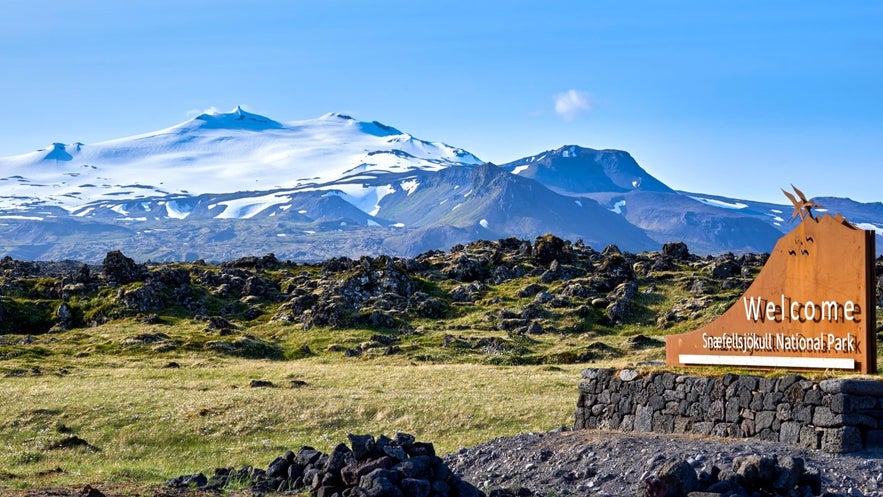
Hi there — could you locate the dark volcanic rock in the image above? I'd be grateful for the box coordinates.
[662,241,691,261]
[222,253,280,270]
[710,253,741,279]
[605,280,638,324]
[0,234,782,340]
[450,281,486,303]
[445,254,491,282]
[643,459,698,496]
[532,234,572,266]
[117,284,164,312]
[102,250,147,285]
[167,433,483,497]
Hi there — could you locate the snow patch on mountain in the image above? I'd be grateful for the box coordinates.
[689,196,748,210]
[561,146,578,158]
[210,193,285,219]
[369,185,397,216]
[321,183,390,216]
[401,179,420,196]
[856,222,883,236]
[162,200,191,220]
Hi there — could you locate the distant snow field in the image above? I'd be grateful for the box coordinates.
[0,107,481,219]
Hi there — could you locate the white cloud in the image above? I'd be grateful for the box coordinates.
[186,106,221,118]
[554,89,592,121]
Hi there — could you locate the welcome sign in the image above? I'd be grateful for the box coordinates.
[666,192,877,373]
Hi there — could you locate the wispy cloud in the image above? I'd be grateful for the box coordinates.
[554,89,593,121]
[186,106,221,118]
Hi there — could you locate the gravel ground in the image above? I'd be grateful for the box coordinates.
[445,429,883,497]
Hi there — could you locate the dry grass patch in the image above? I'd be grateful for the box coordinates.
[0,356,586,490]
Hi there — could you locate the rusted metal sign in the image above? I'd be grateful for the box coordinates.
[666,187,877,373]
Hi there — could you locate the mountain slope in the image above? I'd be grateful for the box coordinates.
[376,163,658,253]
[587,191,784,254]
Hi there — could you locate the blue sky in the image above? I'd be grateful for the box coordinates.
[1,0,881,203]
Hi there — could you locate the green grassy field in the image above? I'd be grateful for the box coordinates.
[0,353,592,491]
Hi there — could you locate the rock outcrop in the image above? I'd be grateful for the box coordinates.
[166,432,483,497]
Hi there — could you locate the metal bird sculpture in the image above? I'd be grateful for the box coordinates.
[782,184,822,221]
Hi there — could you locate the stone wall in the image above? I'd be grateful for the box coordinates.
[574,368,883,453]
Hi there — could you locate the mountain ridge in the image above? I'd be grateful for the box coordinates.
[0,108,880,262]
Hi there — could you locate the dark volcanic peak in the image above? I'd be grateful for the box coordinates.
[501,145,674,195]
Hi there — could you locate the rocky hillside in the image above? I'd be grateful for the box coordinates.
[1,235,881,366]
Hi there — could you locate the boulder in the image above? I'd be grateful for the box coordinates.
[662,242,691,261]
[710,254,741,280]
[606,281,638,324]
[102,250,147,285]
[532,234,572,266]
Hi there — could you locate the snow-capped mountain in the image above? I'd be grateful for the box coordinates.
[0,108,881,262]
[0,106,481,219]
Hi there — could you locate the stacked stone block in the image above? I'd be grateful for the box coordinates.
[575,368,883,453]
